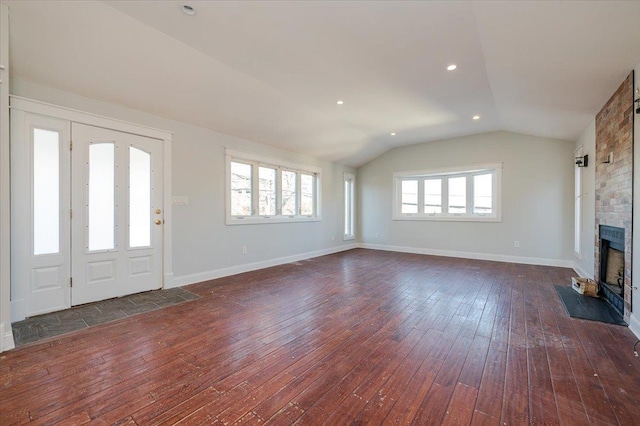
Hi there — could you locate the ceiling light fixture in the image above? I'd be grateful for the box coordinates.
[182,5,196,16]
[336,100,344,105]
[447,64,457,71]
[391,133,396,136]
[473,115,480,120]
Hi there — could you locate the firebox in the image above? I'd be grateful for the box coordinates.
[599,225,625,315]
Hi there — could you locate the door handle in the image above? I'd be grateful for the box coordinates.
[155,219,162,225]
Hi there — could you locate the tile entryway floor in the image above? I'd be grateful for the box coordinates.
[11,287,199,347]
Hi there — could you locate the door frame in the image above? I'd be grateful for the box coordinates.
[9,96,173,322]
[0,3,12,351]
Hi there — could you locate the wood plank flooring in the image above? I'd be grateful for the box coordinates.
[1,249,640,425]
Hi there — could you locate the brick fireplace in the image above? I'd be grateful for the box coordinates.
[594,71,634,323]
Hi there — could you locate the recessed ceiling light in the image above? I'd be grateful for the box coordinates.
[473,115,480,120]
[390,132,396,136]
[336,100,344,105]
[447,64,457,71]
[182,5,196,16]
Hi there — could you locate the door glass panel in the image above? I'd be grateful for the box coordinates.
[129,147,151,247]
[33,128,60,255]
[281,170,297,215]
[230,161,252,216]
[300,174,314,216]
[258,166,276,216]
[88,143,115,251]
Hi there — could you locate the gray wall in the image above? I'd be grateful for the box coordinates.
[358,131,575,264]
[11,78,356,285]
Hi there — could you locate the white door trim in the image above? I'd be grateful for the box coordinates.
[9,96,173,321]
[10,96,171,140]
[0,3,14,352]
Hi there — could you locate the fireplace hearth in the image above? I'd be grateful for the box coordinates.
[599,225,625,315]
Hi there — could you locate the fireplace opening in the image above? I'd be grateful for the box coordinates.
[604,247,624,294]
[599,225,625,315]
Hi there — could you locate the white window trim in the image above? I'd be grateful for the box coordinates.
[392,162,502,222]
[225,148,322,225]
[344,172,355,241]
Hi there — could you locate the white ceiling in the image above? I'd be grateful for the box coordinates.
[6,1,640,167]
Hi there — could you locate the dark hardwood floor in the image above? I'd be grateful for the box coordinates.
[1,249,640,425]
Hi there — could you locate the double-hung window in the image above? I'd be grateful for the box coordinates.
[393,163,502,222]
[226,149,321,224]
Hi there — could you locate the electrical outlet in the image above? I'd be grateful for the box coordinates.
[375,232,380,239]
[242,246,247,255]
[514,241,520,248]
[331,235,335,241]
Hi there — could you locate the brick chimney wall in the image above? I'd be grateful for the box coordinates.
[595,71,634,322]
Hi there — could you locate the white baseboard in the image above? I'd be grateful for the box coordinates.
[358,243,574,268]
[1,322,15,352]
[173,242,574,290]
[171,243,359,288]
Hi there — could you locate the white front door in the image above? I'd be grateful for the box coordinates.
[71,123,163,305]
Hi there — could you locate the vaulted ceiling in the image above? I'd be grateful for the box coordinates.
[6,1,640,167]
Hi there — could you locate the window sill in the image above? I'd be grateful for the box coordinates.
[393,215,501,223]
[226,216,321,225]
